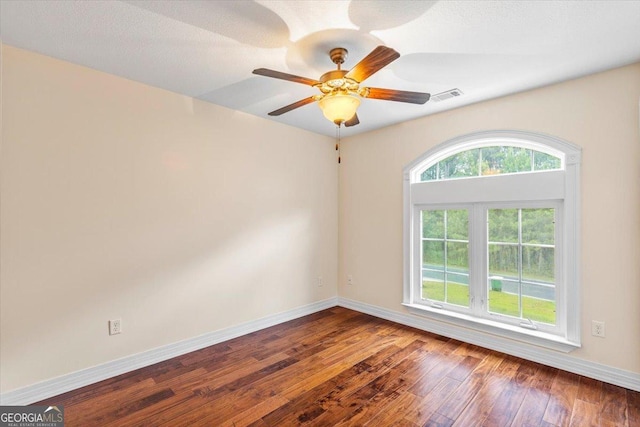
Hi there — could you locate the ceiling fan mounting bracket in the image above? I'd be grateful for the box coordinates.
[329,47,348,67]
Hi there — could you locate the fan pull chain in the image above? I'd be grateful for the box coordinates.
[336,124,341,164]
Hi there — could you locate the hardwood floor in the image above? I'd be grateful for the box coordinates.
[37,307,639,426]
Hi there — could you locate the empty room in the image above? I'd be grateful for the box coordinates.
[1,1,639,426]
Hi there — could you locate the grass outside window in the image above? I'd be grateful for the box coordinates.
[422,281,556,324]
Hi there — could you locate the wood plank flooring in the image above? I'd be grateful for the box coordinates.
[37,307,639,426]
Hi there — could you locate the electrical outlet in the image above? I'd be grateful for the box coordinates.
[591,320,605,338]
[317,276,323,287]
[347,275,354,286]
[109,319,122,335]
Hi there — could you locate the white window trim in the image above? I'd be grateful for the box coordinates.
[403,130,581,353]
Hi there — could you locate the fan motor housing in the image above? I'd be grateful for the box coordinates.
[320,69,348,83]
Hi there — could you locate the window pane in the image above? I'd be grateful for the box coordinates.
[446,241,469,307]
[522,246,555,282]
[421,209,469,307]
[422,239,445,302]
[487,207,557,326]
[501,147,533,174]
[447,241,468,269]
[523,299,556,325]
[423,240,444,268]
[489,279,520,318]
[422,278,445,302]
[534,151,561,171]
[481,146,533,175]
[522,281,555,301]
[488,243,518,277]
[440,149,480,179]
[419,146,563,182]
[420,164,439,181]
[521,208,554,245]
[488,209,518,243]
[446,271,468,285]
[446,279,469,307]
[522,282,556,324]
[446,209,468,240]
[480,146,503,176]
[422,210,444,239]
[423,268,444,283]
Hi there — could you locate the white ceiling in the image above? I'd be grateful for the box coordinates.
[2,0,640,137]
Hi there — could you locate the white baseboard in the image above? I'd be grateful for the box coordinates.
[3,295,638,405]
[337,297,640,392]
[0,297,339,405]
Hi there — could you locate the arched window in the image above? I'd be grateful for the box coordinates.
[403,131,581,351]
[419,146,561,181]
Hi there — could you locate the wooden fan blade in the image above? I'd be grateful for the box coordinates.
[253,68,320,86]
[344,113,360,127]
[267,96,317,116]
[365,87,430,104]
[344,46,400,83]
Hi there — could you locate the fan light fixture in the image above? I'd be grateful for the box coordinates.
[318,93,360,125]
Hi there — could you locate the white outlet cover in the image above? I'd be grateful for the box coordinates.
[109,319,122,335]
[591,320,605,337]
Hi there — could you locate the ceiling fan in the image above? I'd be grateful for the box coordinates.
[253,46,430,127]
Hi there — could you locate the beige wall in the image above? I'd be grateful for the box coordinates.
[339,63,640,373]
[0,46,338,393]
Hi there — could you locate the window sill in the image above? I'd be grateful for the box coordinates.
[402,303,580,353]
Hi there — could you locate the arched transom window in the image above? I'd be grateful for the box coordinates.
[403,131,581,352]
[419,146,561,181]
